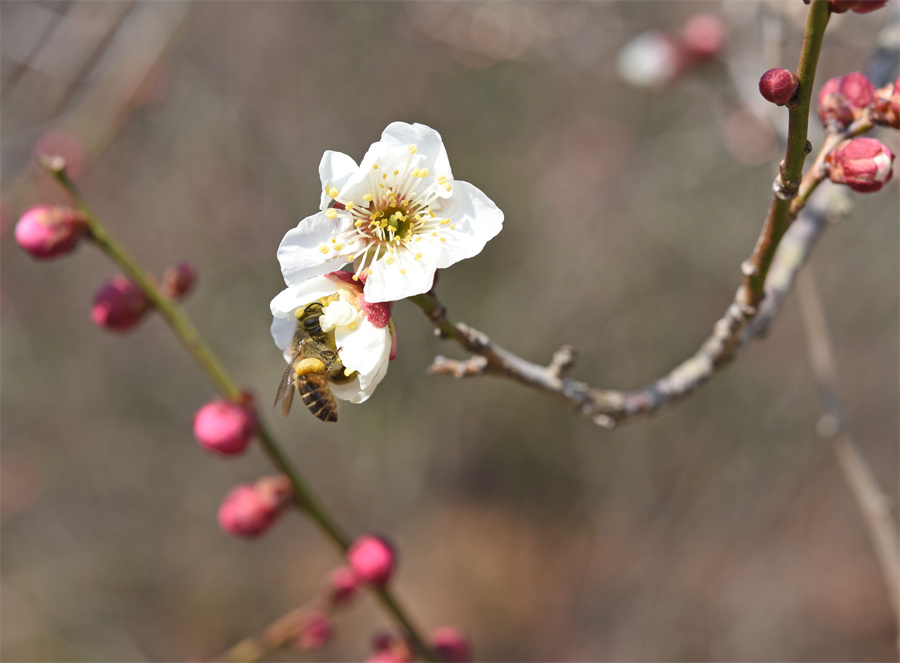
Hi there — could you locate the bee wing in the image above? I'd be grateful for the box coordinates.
[274,349,302,417]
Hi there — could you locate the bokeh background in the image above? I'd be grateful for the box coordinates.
[2,2,898,661]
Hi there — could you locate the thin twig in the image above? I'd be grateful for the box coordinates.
[40,158,435,663]
[796,268,900,632]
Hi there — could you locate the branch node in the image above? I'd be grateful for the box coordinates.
[549,345,577,378]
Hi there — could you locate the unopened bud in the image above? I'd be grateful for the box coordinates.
[15,205,89,260]
[162,261,197,300]
[347,534,396,586]
[294,611,333,650]
[328,565,360,606]
[682,13,725,61]
[218,476,292,538]
[193,398,257,456]
[91,276,151,331]
[430,627,472,663]
[818,72,875,131]
[759,69,800,107]
[829,0,888,13]
[826,137,895,193]
[872,76,900,129]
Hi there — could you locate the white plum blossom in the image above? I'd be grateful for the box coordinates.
[277,122,504,303]
[270,273,392,404]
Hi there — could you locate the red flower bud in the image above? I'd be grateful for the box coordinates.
[347,534,396,586]
[193,399,257,456]
[818,72,875,131]
[682,13,725,60]
[759,68,800,107]
[430,627,472,663]
[162,261,197,300]
[91,276,151,331]
[829,0,888,13]
[826,137,895,193]
[218,476,292,538]
[15,205,88,260]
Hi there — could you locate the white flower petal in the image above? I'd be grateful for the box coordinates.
[278,212,350,285]
[335,320,389,376]
[318,151,359,210]
[380,122,453,184]
[363,240,441,302]
[270,277,336,318]
[270,316,296,361]
[433,180,504,268]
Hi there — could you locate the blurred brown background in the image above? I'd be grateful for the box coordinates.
[2,2,897,661]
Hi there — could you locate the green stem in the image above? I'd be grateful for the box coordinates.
[42,160,435,663]
[744,0,830,306]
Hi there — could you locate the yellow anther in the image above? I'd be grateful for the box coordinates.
[387,257,395,265]
[352,274,359,281]
[348,321,358,330]
[333,243,342,251]
[437,175,447,184]
[326,186,339,199]
[364,193,374,202]
[355,220,363,227]
[393,169,399,176]
[443,184,452,192]
[345,201,354,210]
[450,223,456,229]
[415,236,422,242]
[431,232,437,236]
[408,144,418,154]
[419,168,430,178]
[382,173,387,180]
[440,219,449,225]
[372,163,379,170]
[440,237,446,243]
[415,253,422,261]
[411,168,420,178]
[344,367,355,377]
[325,209,338,219]
[319,246,329,254]
[429,210,436,217]
[400,268,407,275]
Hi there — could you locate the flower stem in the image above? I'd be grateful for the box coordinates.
[41,159,435,663]
[742,0,830,307]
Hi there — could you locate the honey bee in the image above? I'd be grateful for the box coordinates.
[275,301,354,423]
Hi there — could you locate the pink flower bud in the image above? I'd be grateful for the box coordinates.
[15,205,89,260]
[826,137,895,193]
[759,68,800,107]
[872,77,900,129]
[682,13,725,60]
[218,477,291,538]
[829,0,888,12]
[162,261,197,300]
[91,276,152,331]
[430,627,472,663]
[818,72,875,130]
[347,534,396,586]
[328,565,360,606]
[193,399,257,456]
[295,611,333,650]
